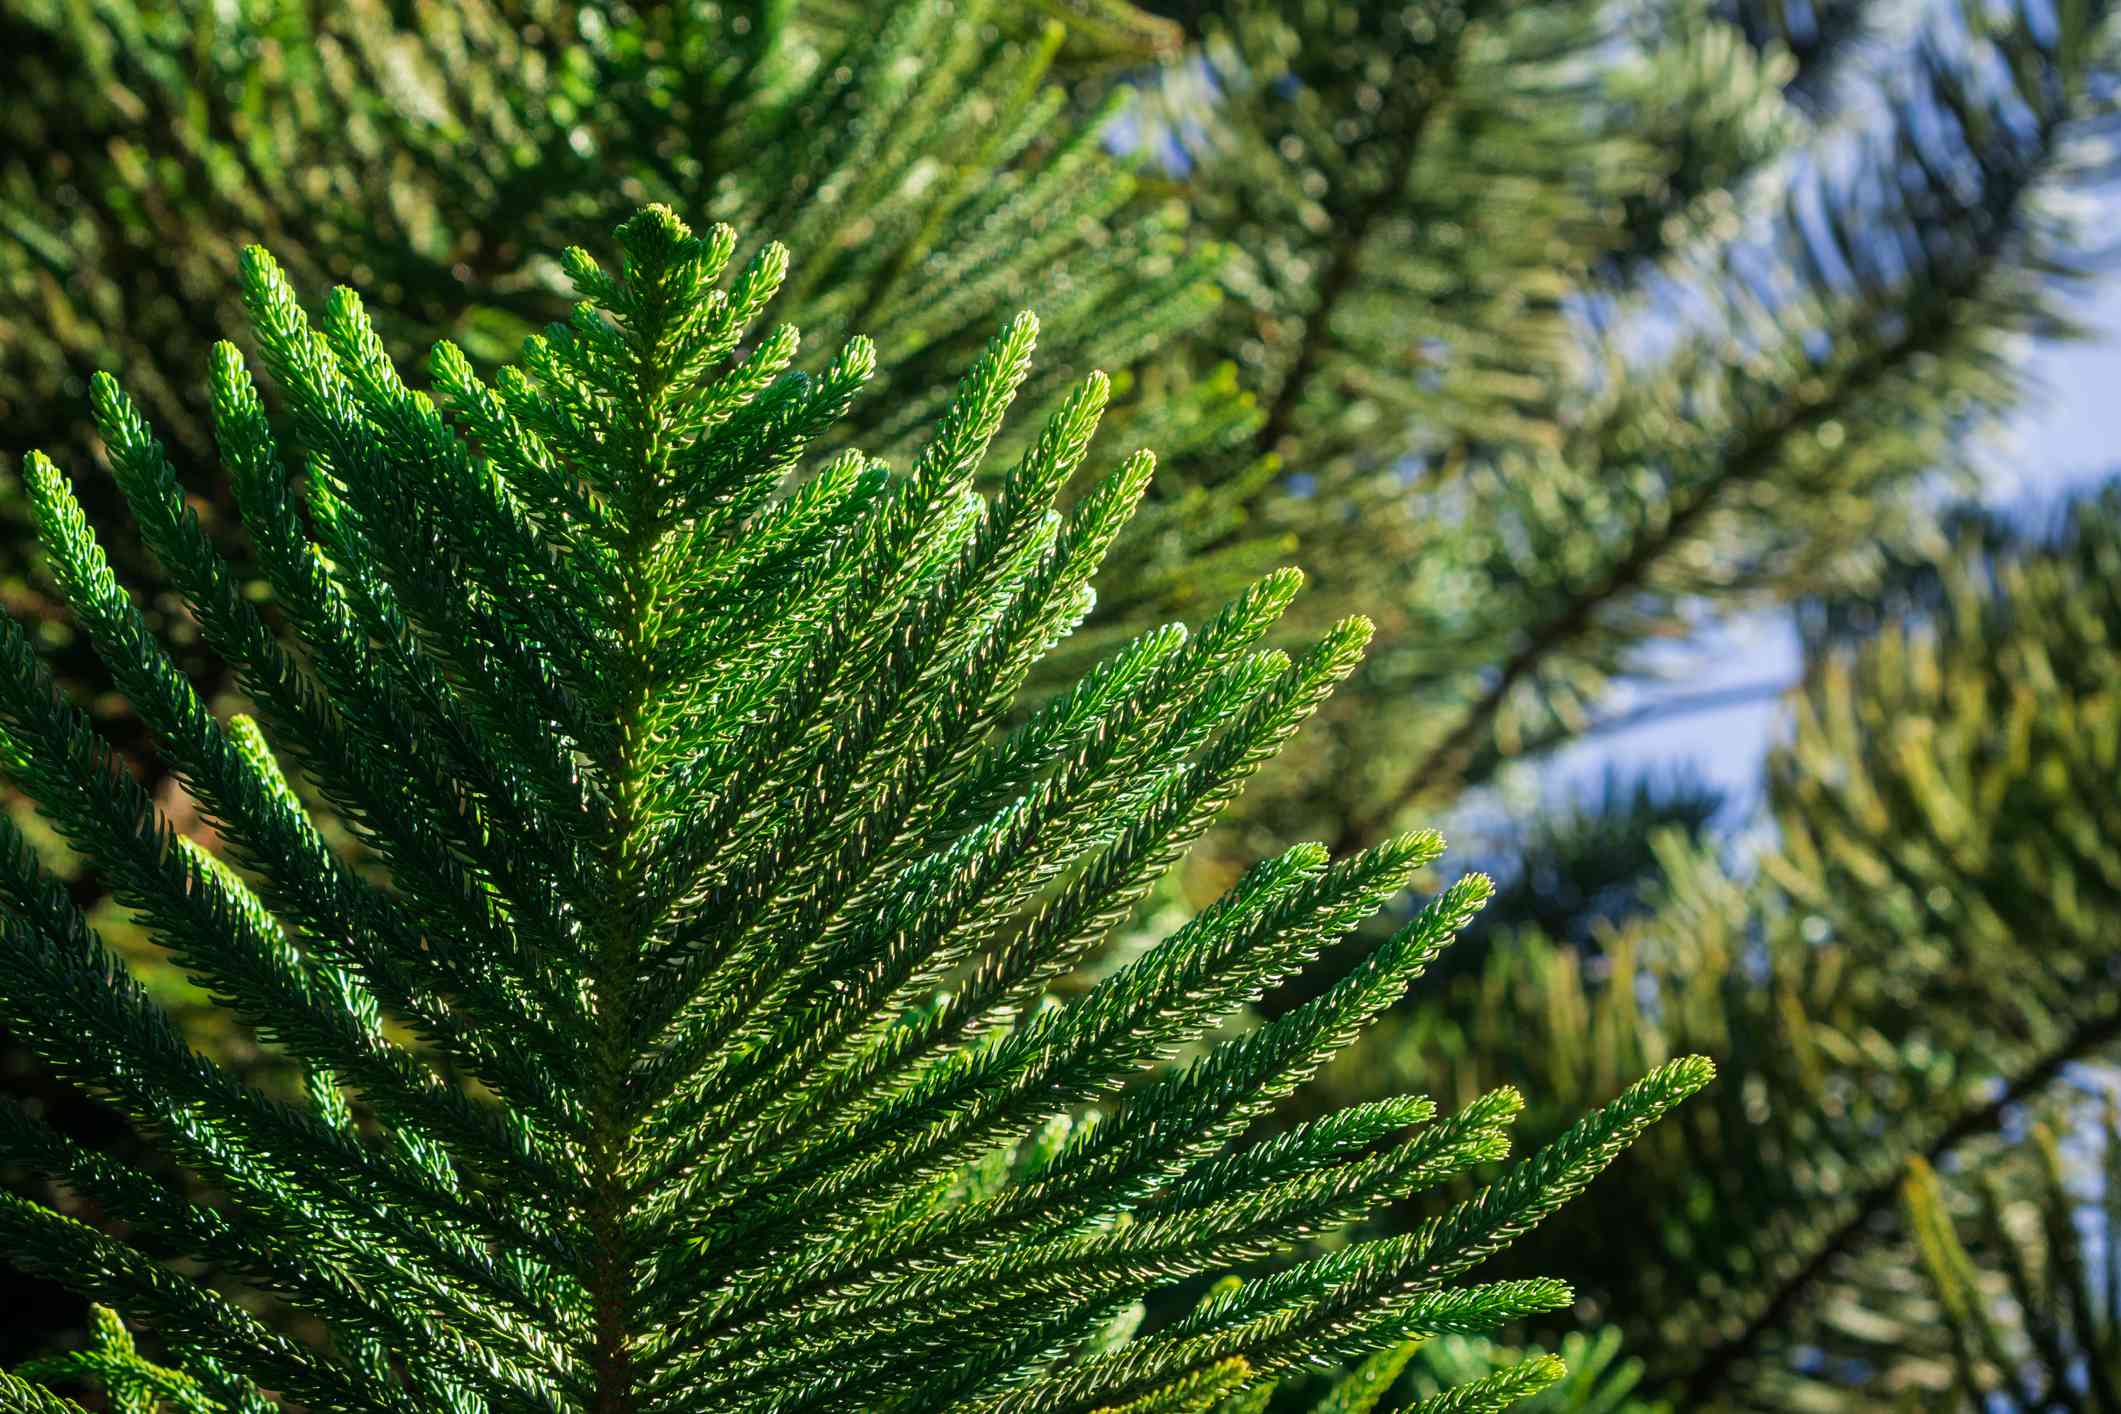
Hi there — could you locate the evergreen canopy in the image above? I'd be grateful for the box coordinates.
[1165,0,2120,858]
[1363,482,2121,1409]
[0,207,1706,1410]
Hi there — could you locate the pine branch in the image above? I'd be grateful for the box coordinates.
[1338,5,2102,850]
[0,206,1701,1410]
[1249,77,1444,462]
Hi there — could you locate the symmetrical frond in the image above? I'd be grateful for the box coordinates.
[0,207,1705,1411]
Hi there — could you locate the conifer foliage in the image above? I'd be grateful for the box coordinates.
[0,207,1706,1410]
[1903,1110,2121,1408]
[1361,481,2121,1408]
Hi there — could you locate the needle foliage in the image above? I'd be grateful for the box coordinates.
[1363,480,2121,1409]
[0,207,1706,1411]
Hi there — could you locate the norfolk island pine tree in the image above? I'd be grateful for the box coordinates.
[8,2,2119,1403]
[0,207,1707,1409]
[1346,482,2121,1409]
[0,0,1265,856]
[1132,1,2121,1400]
[16,0,2107,948]
[0,0,1291,1360]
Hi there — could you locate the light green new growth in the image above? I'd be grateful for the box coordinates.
[0,205,1707,1412]
[12,1307,225,1414]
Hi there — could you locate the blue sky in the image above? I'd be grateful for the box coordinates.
[1546,277,2121,814]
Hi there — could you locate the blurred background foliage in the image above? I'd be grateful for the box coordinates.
[5,0,2121,1408]
[1900,1102,2121,1411]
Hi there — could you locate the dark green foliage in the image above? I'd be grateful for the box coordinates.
[1397,1329,1663,1414]
[0,208,1705,1410]
[13,1305,227,1413]
[9,0,2121,1404]
[21,0,2116,875]
[0,6,1277,1351]
[1,0,1190,468]
[0,0,1283,755]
